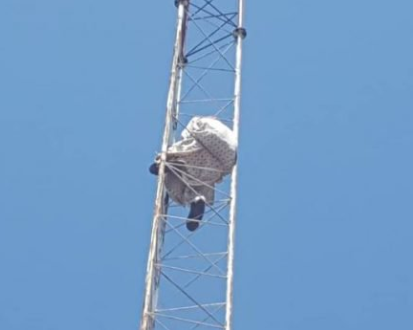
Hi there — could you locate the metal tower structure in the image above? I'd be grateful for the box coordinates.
[140,1,246,329]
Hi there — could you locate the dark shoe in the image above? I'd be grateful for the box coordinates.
[186,220,200,231]
[149,162,159,175]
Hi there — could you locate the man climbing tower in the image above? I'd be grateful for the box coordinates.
[149,116,237,231]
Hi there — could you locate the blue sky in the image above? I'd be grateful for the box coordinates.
[1,0,413,329]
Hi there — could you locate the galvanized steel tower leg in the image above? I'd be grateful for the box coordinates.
[140,2,189,330]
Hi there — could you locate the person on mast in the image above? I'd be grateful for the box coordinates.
[149,116,237,231]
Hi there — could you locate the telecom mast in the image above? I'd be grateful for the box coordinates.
[140,1,246,329]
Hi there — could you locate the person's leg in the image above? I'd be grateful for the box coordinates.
[186,196,206,231]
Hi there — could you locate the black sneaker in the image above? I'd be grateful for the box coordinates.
[186,220,200,231]
[149,162,159,175]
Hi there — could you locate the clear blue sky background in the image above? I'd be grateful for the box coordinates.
[1,0,413,329]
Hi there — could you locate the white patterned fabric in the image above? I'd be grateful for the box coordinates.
[164,117,237,205]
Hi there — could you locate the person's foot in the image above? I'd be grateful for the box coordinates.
[149,162,159,175]
[186,197,206,231]
[186,220,199,231]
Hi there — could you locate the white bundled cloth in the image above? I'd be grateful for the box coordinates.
[164,117,237,205]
